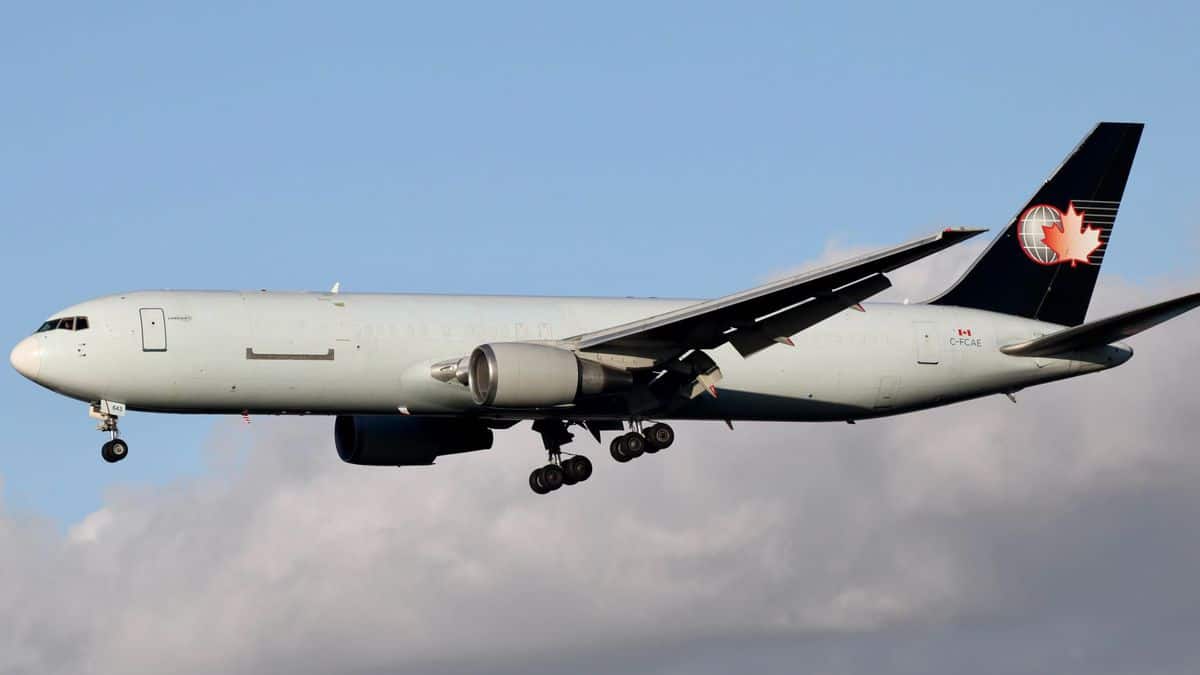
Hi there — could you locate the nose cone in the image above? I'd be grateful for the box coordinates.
[10,336,43,380]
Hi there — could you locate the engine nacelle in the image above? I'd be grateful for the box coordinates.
[334,415,493,466]
[468,342,632,407]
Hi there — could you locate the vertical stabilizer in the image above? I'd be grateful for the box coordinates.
[929,122,1143,326]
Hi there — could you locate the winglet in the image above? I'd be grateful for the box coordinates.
[330,281,341,294]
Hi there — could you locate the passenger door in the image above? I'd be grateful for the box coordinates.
[140,308,167,352]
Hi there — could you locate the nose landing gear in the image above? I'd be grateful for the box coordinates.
[90,401,129,464]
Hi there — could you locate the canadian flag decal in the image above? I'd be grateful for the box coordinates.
[957,328,972,337]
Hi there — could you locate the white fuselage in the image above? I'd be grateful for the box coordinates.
[14,290,1131,422]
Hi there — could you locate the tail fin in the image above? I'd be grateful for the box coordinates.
[929,122,1144,326]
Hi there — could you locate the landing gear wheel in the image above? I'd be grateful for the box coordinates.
[645,423,675,452]
[563,455,593,483]
[622,432,645,459]
[529,468,551,495]
[611,436,632,463]
[541,464,565,491]
[101,439,128,464]
[575,455,594,481]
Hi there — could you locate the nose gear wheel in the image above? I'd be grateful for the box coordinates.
[91,403,130,464]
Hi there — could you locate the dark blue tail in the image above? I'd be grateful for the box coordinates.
[930,122,1143,326]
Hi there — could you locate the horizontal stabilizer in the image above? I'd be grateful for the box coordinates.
[1000,291,1200,357]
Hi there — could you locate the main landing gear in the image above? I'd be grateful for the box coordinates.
[529,419,594,495]
[610,421,674,463]
[529,456,594,495]
[525,419,676,494]
[90,402,129,464]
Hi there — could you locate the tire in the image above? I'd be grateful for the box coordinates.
[101,440,128,464]
[623,432,645,459]
[564,456,593,483]
[572,455,593,482]
[610,436,632,463]
[529,468,550,494]
[541,464,565,491]
[646,423,674,451]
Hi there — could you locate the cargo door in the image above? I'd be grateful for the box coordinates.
[140,308,167,352]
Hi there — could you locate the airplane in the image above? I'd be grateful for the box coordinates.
[10,122,1200,495]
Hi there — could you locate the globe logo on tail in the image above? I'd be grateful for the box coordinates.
[1017,202,1103,267]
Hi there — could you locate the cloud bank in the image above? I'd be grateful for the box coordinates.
[2,247,1199,675]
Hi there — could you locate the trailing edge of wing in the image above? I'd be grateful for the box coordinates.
[570,227,987,359]
[1000,291,1200,357]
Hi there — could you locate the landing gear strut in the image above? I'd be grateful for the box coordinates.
[90,402,129,464]
[610,421,674,463]
[529,420,594,495]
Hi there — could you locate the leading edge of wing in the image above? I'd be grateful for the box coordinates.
[570,227,987,354]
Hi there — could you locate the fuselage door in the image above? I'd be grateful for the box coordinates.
[140,308,167,352]
[914,321,939,365]
[874,376,902,409]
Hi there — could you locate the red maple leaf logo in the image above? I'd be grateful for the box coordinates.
[1042,202,1102,266]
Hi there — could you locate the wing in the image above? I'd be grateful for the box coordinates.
[566,227,986,363]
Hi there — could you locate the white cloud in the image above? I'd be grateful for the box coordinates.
[65,507,113,543]
[1,246,1199,674]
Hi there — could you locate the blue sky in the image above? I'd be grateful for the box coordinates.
[2,1,1198,525]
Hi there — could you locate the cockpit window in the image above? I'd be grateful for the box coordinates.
[34,316,89,332]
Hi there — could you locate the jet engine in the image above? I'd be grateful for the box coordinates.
[334,415,493,466]
[467,342,632,407]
